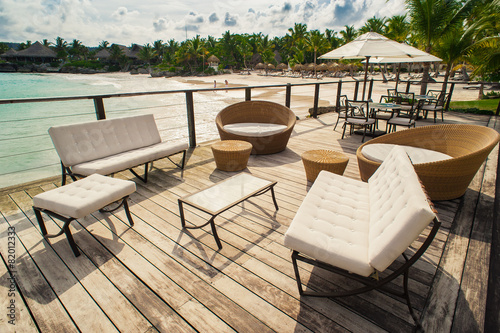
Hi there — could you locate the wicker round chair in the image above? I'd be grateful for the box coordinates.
[215,100,296,154]
[356,124,500,201]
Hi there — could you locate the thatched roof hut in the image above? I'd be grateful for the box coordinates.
[2,42,57,62]
[95,44,143,60]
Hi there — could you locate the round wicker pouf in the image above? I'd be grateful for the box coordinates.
[212,140,253,171]
[301,149,349,182]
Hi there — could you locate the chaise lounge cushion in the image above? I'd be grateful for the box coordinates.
[223,123,288,137]
[284,146,436,277]
[284,171,373,277]
[367,147,436,272]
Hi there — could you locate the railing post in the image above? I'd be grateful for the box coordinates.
[285,83,291,108]
[185,91,196,148]
[312,83,320,118]
[353,81,359,101]
[245,87,251,101]
[93,97,106,120]
[406,80,411,93]
[336,80,342,111]
[367,79,374,101]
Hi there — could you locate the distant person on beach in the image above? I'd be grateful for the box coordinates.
[225,80,228,92]
[214,80,216,92]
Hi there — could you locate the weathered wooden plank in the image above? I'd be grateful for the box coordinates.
[420,151,488,331]
[451,120,499,332]
[0,215,38,333]
[0,193,79,332]
[8,190,121,332]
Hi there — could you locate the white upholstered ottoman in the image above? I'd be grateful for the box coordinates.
[33,174,136,256]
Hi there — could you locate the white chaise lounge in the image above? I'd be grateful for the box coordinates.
[48,114,188,184]
[284,146,440,327]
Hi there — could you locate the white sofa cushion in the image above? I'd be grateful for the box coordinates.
[223,123,287,137]
[361,143,452,164]
[367,146,436,272]
[33,174,136,219]
[284,170,373,277]
[72,141,188,176]
[49,114,163,167]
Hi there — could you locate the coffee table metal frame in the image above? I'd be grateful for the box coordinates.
[178,173,278,249]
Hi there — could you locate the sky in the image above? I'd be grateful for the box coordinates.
[0,0,406,47]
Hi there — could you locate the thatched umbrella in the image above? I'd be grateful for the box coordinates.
[255,62,265,69]
[293,64,304,72]
[306,63,315,71]
[317,63,328,71]
[266,63,275,70]
[276,63,288,70]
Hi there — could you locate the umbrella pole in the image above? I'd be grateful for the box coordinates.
[395,63,401,91]
[362,56,370,101]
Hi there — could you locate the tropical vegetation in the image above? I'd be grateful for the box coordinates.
[0,0,498,84]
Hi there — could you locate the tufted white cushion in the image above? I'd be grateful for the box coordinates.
[49,114,163,167]
[367,146,436,272]
[284,170,373,277]
[33,174,136,219]
[72,141,188,176]
[284,146,436,277]
[223,123,287,137]
[362,143,451,164]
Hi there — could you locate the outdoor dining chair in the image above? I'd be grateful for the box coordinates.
[333,95,348,131]
[387,99,424,132]
[396,92,416,116]
[372,95,401,132]
[421,92,450,123]
[342,100,375,142]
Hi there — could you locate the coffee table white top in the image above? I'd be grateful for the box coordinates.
[180,173,275,214]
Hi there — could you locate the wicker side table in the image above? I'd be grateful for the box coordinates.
[301,149,349,182]
[212,140,253,171]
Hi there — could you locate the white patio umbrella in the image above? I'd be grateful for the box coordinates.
[362,54,443,90]
[320,32,432,100]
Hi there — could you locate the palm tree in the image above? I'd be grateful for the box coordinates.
[406,0,478,93]
[237,40,253,71]
[324,29,341,49]
[340,25,357,44]
[138,43,157,67]
[153,40,164,62]
[42,39,52,47]
[305,30,329,77]
[359,16,387,34]
[69,39,83,60]
[98,40,109,50]
[54,37,68,59]
[18,41,32,50]
[465,0,500,81]
[385,15,410,42]
[256,35,275,66]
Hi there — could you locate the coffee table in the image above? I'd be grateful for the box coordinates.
[178,173,278,249]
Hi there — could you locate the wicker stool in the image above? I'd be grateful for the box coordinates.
[211,140,253,171]
[32,174,136,257]
[301,150,349,182]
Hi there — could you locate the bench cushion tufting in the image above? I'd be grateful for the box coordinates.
[49,114,163,167]
[367,146,436,272]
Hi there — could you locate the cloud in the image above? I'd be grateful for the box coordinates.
[153,17,168,32]
[209,13,219,23]
[224,12,238,27]
[112,6,139,20]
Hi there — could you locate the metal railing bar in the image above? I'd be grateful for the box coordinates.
[0,162,59,176]
[0,148,54,159]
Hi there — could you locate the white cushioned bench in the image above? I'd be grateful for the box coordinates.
[49,114,188,184]
[33,174,136,256]
[283,146,440,325]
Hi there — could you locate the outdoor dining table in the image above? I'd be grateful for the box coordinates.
[352,102,401,137]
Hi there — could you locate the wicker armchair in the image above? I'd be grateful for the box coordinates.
[215,100,296,154]
[356,124,500,200]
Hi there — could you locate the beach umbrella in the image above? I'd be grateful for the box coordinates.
[266,63,275,70]
[293,64,304,72]
[319,32,431,100]
[362,54,443,89]
[255,62,265,69]
[317,63,328,71]
[276,63,288,70]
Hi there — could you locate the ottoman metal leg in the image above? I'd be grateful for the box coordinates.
[33,207,81,257]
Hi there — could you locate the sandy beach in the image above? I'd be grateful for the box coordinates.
[174,71,482,119]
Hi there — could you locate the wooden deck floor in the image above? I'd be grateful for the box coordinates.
[1,111,498,332]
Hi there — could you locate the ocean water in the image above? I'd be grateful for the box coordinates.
[0,72,231,189]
